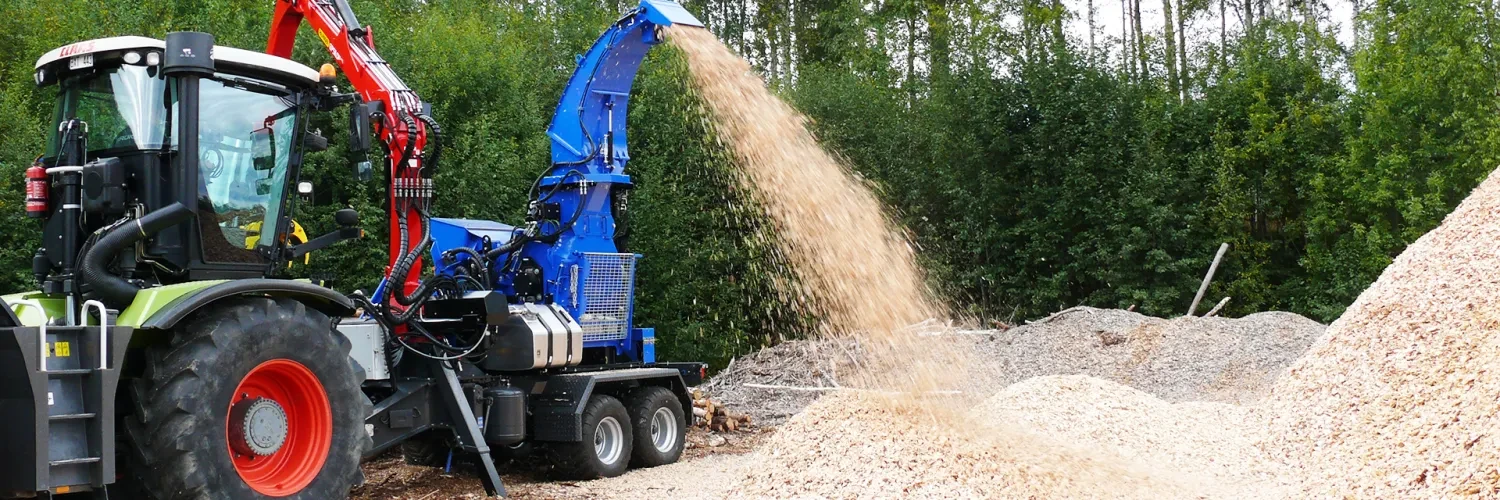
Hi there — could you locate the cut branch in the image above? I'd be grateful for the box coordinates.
[1188,243,1230,316]
[1204,296,1232,317]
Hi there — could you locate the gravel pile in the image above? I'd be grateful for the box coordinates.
[1261,169,1500,497]
[969,308,1325,404]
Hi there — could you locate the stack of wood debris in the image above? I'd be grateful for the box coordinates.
[692,390,752,432]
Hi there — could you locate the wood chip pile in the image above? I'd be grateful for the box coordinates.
[1260,169,1500,497]
[974,375,1295,495]
[731,392,1209,499]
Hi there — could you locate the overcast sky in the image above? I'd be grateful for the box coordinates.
[1058,0,1358,59]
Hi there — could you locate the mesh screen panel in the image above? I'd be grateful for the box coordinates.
[577,253,636,342]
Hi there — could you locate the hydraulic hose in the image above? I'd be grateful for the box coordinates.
[79,203,194,310]
[417,113,442,176]
[440,246,489,284]
[482,232,531,261]
[539,190,588,243]
[397,112,418,174]
[390,208,434,306]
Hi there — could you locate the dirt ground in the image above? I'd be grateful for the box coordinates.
[352,426,769,500]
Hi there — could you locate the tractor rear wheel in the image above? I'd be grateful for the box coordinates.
[123,297,370,499]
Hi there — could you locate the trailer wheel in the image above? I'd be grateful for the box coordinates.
[548,394,632,479]
[123,297,370,499]
[626,386,686,468]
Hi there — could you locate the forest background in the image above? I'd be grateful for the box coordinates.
[1,0,1495,367]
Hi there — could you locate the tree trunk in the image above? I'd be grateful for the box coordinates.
[1220,0,1227,68]
[1022,0,1036,65]
[1163,0,1180,97]
[1303,0,1316,51]
[905,10,917,100]
[929,0,952,86]
[1483,0,1499,78]
[738,0,749,55]
[1051,0,1066,48]
[1123,0,1133,76]
[783,3,795,82]
[1134,0,1147,79]
[1245,0,1255,32]
[1088,0,1097,54]
[1177,0,1188,95]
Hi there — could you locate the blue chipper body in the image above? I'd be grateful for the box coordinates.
[427,0,701,362]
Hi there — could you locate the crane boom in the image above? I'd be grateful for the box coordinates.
[265,0,701,322]
[266,0,429,298]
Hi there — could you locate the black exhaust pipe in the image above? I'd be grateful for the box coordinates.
[80,203,195,309]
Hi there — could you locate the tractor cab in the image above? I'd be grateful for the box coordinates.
[30,34,337,297]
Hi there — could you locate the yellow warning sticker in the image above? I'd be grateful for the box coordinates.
[47,341,70,357]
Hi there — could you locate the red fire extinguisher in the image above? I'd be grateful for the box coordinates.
[25,157,49,218]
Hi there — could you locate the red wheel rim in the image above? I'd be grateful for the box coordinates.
[227,359,332,496]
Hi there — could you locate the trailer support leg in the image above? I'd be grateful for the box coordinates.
[437,361,506,497]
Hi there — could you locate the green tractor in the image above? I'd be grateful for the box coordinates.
[2,34,372,498]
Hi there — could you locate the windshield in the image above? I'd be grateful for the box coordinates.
[195,76,299,263]
[48,64,171,157]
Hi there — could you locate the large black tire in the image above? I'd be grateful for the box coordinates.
[400,431,452,468]
[547,394,633,479]
[122,297,371,499]
[625,386,686,468]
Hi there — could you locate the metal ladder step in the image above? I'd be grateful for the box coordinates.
[48,457,100,466]
[45,368,92,377]
[48,413,95,421]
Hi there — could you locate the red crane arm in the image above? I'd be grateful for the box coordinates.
[267,0,427,298]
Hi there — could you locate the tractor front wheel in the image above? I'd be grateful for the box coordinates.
[123,297,370,499]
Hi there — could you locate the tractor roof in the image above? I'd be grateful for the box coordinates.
[35,36,319,86]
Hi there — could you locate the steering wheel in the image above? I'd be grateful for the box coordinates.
[111,128,135,148]
[201,148,225,179]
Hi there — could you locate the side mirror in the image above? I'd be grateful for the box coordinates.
[288,208,362,260]
[304,131,329,153]
[348,103,372,154]
[335,208,359,227]
[251,126,275,171]
[355,160,373,182]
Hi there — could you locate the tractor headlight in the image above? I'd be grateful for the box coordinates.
[145,52,161,66]
[34,69,44,86]
[123,51,142,64]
